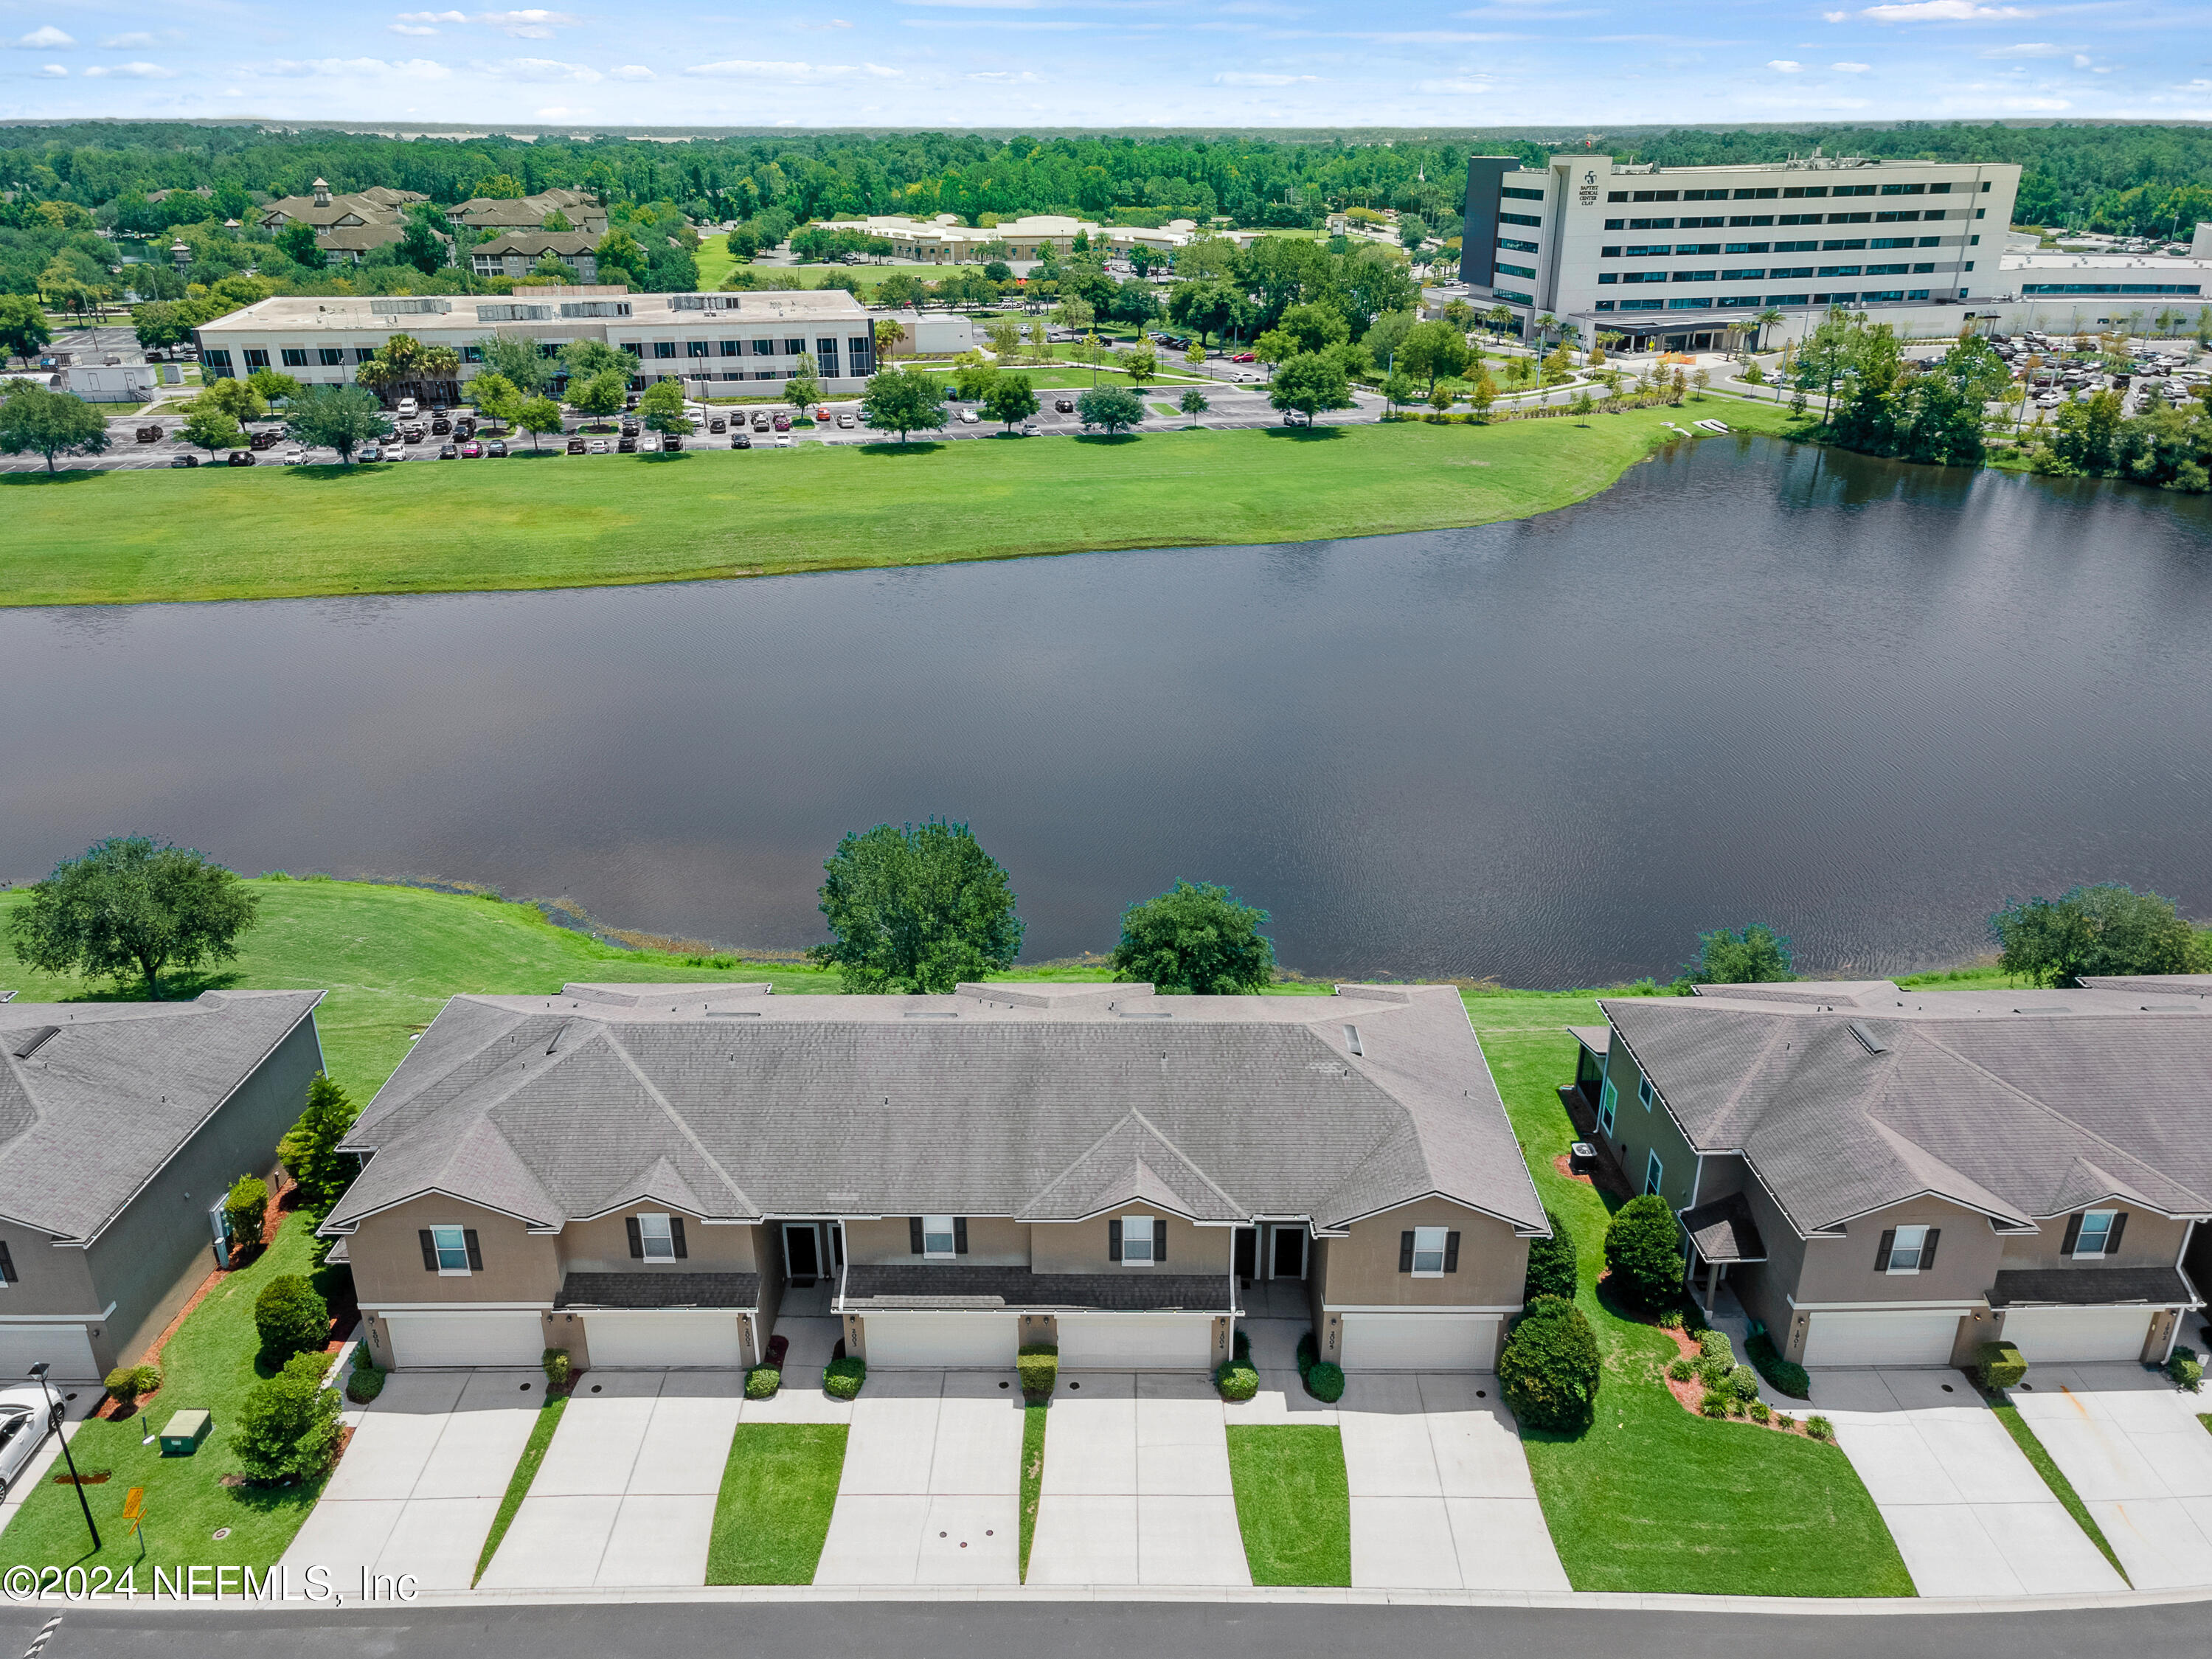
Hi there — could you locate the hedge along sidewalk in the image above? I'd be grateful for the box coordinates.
[1225,1425,1352,1587]
[1019,1404,1046,1583]
[706,1424,847,1584]
[1986,1396,2129,1585]
[473,1393,569,1587]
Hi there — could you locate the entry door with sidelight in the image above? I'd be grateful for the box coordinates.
[1269,1225,1307,1280]
[784,1222,822,1284]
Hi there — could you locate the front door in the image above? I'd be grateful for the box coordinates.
[1233,1227,1258,1284]
[784,1222,821,1284]
[1271,1225,1307,1280]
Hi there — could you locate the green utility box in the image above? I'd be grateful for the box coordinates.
[159,1409,212,1456]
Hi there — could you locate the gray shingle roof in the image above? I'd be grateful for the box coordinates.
[329,983,1544,1238]
[2081,974,2212,999]
[841,1264,1232,1312]
[1602,982,2212,1239]
[555,1271,758,1309]
[1989,1265,2195,1308]
[1679,1191,1766,1264]
[0,990,322,1242]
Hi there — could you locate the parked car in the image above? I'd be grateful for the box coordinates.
[396,396,420,418]
[454,418,476,440]
[619,419,640,437]
[662,434,683,452]
[617,435,637,453]
[134,424,163,443]
[439,443,459,460]
[358,444,382,463]
[814,406,832,422]
[1281,410,1311,426]
[566,436,587,454]
[282,446,308,465]
[772,434,794,447]
[486,440,507,457]
[460,440,482,458]
[839,412,859,428]
[589,439,610,454]
[709,417,727,434]
[730,432,752,449]
[1054,398,1075,413]
[431,416,451,435]
[1232,353,1256,363]
[751,411,772,430]
[623,393,639,411]
[249,431,282,451]
[226,449,256,466]
[771,412,791,432]
[170,453,198,468]
[0,1386,66,1502]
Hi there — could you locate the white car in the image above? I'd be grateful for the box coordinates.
[958,409,979,424]
[0,1386,64,1502]
[395,397,419,419]
[589,439,610,454]
[282,447,308,465]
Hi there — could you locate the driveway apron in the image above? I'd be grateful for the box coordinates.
[815,1370,1024,1585]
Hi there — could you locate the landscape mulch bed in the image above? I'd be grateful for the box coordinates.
[1652,1321,1817,1438]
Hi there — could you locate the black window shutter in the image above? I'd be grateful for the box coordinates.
[463,1228,482,1271]
[2105,1213,2126,1255]
[0,1241,14,1285]
[2060,1213,2083,1254]
[1875,1228,1896,1272]
[1154,1219,1164,1264]
[1920,1228,1939,1271]
[626,1216,643,1258]
[1444,1231,1460,1272]
[1108,1219,1123,1262]
[670,1217,687,1259]
[954,1217,968,1255]
[1399,1230,1415,1272]
[909,1217,924,1255]
[419,1228,437,1271]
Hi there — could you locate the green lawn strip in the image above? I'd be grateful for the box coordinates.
[693,234,736,293]
[1989,1399,2129,1584]
[0,1213,338,1575]
[0,404,1800,609]
[471,1393,567,1586]
[1224,1424,1351,1587]
[705,1423,847,1584]
[1019,1402,1046,1581]
[1464,994,1914,1597]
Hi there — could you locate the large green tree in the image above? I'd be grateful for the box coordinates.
[474,332,552,395]
[0,382,111,474]
[6,837,260,997]
[0,294,54,367]
[861,366,948,443]
[1076,385,1145,435]
[285,384,392,464]
[983,373,1039,432]
[1396,319,1474,392]
[278,1073,362,1213]
[179,401,246,458]
[1674,924,1794,989]
[809,820,1024,993]
[1109,881,1276,994]
[1990,884,2204,988]
[1269,351,1352,420]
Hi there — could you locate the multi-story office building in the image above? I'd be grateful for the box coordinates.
[1460,151,2021,349]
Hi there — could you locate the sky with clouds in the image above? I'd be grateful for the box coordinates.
[1,0,2206,129]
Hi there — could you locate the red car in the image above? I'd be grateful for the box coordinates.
[459,440,482,458]
[1232,353,1256,363]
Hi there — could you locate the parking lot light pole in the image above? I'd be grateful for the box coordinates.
[30,1364,97,1552]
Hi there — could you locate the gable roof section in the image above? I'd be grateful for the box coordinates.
[1018,1111,1243,1222]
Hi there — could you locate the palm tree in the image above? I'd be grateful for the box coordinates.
[1485,304,1514,339]
[873,316,903,370]
[1754,308,1786,353]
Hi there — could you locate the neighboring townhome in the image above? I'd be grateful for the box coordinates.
[0,990,326,1380]
[1568,975,2212,1371]
[468,230,600,284]
[320,980,1546,1376]
[446,189,609,238]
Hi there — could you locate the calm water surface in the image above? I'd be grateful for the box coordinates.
[5,435,2210,986]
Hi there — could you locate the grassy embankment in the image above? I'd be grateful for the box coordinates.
[0,403,1800,609]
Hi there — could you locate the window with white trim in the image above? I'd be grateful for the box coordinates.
[1121,1215,1156,1264]
[1644,1151,1664,1196]
[923,1215,958,1258]
[1885,1224,1929,1272]
[638,1213,676,1261]
[431,1225,471,1274]
[1411,1226,1448,1276]
[1638,1073,1655,1110]
[1598,1077,1618,1133]
[2073,1210,2115,1257]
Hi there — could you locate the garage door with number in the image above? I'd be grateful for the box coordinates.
[861,1312,1017,1369]
[1057,1314,1213,1371]
[0,1326,100,1383]
[586,1311,746,1368]
[1800,1309,1963,1368]
[385,1311,544,1369]
[2000,1306,2153,1365]
[1338,1313,1499,1371]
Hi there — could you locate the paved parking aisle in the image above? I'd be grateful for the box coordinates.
[1337,1374,1570,1593]
[1809,1368,2123,1596]
[2008,1362,2212,1590]
[282,1371,542,1591]
[1026,1374,1250,1587]
[477,1371,744,1590]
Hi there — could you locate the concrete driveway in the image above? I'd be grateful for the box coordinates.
[283,1370,544,1590]
[1027,1373,1251,1587]
[478,1371,745,1589]
[2009,1362,2212,1589]
[1337,1374,1569,1591]
[814,1370,1026,1584]
[1809,1368,2123,1596]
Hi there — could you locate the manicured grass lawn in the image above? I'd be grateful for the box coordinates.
[693,234,736,293]
[1019,1402,1046,1581]
[0,403,1800,608]
[474,1393,566,1585]
[1464,992,1914,1597]
[1224,1424,1351,1586]
[704,1423,847,1584]
[1989,1399,2129,1583]
[0,1213,339,1574]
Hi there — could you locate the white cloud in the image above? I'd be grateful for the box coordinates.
[609,63,653,77]
[36,62,63,75]
[1767,58,1801,69]
[1979,38,2063,54]
[794,15,854,24]
[1831,58,1870,69]
[483,55,602,78]
[863,61,903,74]
[100,32,156,48]
[84,60,176,77]
[400,9,468,18]
[967,67,1043,78]
[479,9,582,37]
[1859,0,2028,19]
[11,25,74,48]
[260,55,453,77]
[683,58,862,78]
[1214,69,1314,83]
[392,23,441,33]
[1822,8,1848,16]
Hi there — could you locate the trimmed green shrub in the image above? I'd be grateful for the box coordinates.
[1017,1343,1058,1399]
[1666,1356,1694,1382]
[1523,1208,1579,1304]
[1749,1399,1772,1424]
[2168,1345,2203,1392]
[105,1364,161,1401]
[1603,1194,1683,1308]
[235,1351,341,1482]
[253,1274,329,1367]
[1232,1326,1252,1364]
[1696,1352,1734,1388]
[1498,1294,1602,1433]
[541,1347,572,1392]
[1746,1331,1810,1400]
[346,1353,386,1405]
[1805,1414,1834,1442]
[223,1175,269,1255]
[1727,1396,1747,1418]
[825,1355,867,1399]
[1700,1390,1729,1418]
[1975,1341,2026,1391]
[1727,1364,1760,1402]
[1774,1412,1796,1430]
[1216,1359,1259,1402]
[1697,1328,1733,1362]
[1295,1331,1319,1375]
[744,1365,781,1400]
[1304,1361,1345,1403]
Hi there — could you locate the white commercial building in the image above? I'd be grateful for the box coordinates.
[807,212,1253,263]
[193,285,883,402]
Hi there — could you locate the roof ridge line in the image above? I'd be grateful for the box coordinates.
[1122,1106,1243,1215]
[594,1025,757,1217]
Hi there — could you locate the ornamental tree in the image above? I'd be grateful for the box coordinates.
[285,384,392,464]
[1109,881,1275,994]
[983,373,1039,432]
[0,383,110,474]
[235,1351,341,1483]
[278,1073,361,1213]
[1076,384,1145,435]
[861,366,948,443]
[516,395,565,451]
[1499,1295,1601,1433]
[4,836,260,997]
[1268,351,1351,420]
[180,402,246,458]
[1602,1195,1683,1309]
[810,820,1024,993]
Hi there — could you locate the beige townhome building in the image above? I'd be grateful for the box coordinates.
[321,980,1547,1375]
[1570,975,2212,1371]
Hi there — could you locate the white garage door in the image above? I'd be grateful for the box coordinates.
[1057,1314,1213,1371]
[0,1324,99,1383]
[385,1311,544,1369]
[1800,1309,1963,1368]
[861,1312,1018,1369]
[1338,1313,1499,1372]
[586,1311,747,1369]
[2000,1306,2154,1365]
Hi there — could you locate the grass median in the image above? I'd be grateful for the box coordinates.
[1224,1424,1351,1586]
[0,403,1797,609]
[1988,1398,2129,1584]
[1019,1402,1046,1582]
[473,1393,567,1586]
[705,1423,847,1584]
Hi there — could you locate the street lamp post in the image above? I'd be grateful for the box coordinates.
[30,1364,97,1552]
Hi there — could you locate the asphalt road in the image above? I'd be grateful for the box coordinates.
[0,1594,2204,1659]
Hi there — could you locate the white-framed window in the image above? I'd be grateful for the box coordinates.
[2073,1210,2116,1257]
[431,1225,471,1275]
[1638,1074,1655,1110]
[1411,1226,1448,1276]
[1121,1215,1156,1264]
[1886,1224,1929,1272]
[1644,1151,1664,1196]
[638,1213,676,1261]
[923,1215,958,1258]
[1598,1077,1618,1133]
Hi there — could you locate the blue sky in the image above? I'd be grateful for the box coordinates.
[1,0,2206,129]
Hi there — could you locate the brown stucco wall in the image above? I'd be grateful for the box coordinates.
[1794,1199,2002,1309]
[842,1216,1030,1267]
[1316,1201,1528,1310]
[560,1212,759,1274]
[1028,1215,1229,1276]
[348,1194,561,1308]
[1997,1208,2188,1273]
